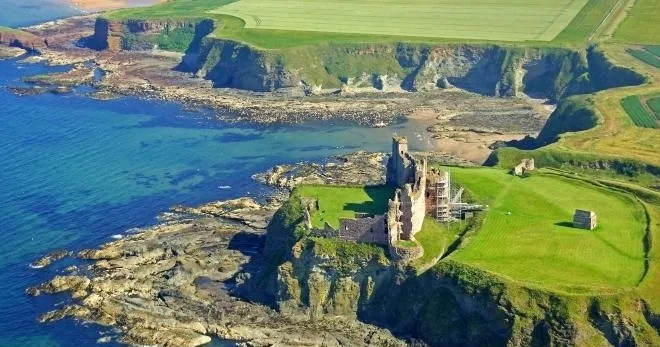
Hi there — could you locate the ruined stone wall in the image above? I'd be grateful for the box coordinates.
[338,216,388,245]
[309,223,340,238]
[398,159,427,240]
[387,194,402,245]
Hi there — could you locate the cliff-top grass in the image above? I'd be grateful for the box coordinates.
[448,167,648,293]
[105,0,621,48]
[295,185,394,229]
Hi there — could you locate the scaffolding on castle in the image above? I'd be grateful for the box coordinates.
[434,173,451,222]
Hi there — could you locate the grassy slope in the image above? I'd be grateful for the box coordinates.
[547,44,660,167]
[412,216,468,269]
[295,185,393,229]
[449,167,646,293]
[613,0,660,44]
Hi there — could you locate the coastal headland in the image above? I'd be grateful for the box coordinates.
[4,0,660,345]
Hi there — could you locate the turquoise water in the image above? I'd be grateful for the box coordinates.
[0,58,430,346]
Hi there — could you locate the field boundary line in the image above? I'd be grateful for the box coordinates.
[588,0,629,42]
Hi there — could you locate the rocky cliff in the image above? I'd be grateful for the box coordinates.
[86,17,643,99]
[227,181,660,347]
[236,218,660,347]
[88,17,214,52]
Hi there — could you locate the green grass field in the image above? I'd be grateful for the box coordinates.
[448,167,647,292]
[648,96,660,119]
[613,0,660,44]
[209,0,589,42]
[621,95,659,128]
[627,45,660,68]
[295,185,393,229]
[106,0,619,48]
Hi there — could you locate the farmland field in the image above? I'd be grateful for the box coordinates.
[209,0,590,42]
[449,167,647,292]
[621,95,659,128]
[648,96,660,118]
[613,0,660,44]
[628,45,660,68]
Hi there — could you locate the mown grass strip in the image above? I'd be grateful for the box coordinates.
[646,45,660,56]
[647,97,660,120]
[552,0,619,45]
[621,95,659,128]
[627,48,660,68]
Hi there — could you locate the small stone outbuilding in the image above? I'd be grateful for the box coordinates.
[513,158,535,176]
[573,209,597,230]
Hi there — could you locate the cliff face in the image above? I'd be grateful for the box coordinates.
[239,233,660,347]
[86,17,644,99]
[188,42,592,96]
[269,240,517,346]
[88,17,214,52]
[233,191,660,347]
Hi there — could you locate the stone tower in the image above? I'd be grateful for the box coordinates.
[387,136,416,188]
[386,136,427,243]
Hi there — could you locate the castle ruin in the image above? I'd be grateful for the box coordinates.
[302,135,484,260]
[386,136,428,243]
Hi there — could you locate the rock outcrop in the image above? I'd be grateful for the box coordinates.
[0,28,47,52]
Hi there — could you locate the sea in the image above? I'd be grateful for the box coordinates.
[0,3,433,346]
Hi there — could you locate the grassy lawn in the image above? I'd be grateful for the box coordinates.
[613,0,660,44]
[621,95,659,128]
[447,167,647,292]
[295,185,394,229]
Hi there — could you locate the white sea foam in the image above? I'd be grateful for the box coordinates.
[110,234,123,240]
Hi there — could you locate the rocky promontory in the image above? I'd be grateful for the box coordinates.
[26,152,418,346]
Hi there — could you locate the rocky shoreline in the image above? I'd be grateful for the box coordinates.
[26,152,452,346]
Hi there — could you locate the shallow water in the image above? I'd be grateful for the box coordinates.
[0,0,81,28]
